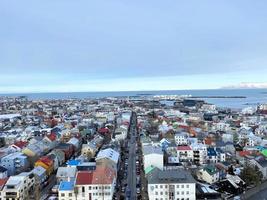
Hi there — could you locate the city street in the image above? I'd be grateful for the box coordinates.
[126,112,137,200]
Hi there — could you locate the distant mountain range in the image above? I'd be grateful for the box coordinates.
[222,82,267,89]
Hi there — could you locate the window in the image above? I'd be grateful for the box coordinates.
[176,185,179,188]
[155,185,158,188]
[186,191,189,195]
[165,185,168,188]
[61,193,65,197]
[69,193,72,197]
[82,187,85,193]
[181,191,184,195]
[155,192,158,195]
[160,192,163,195]
[186,185,189,188]
[89,186,91,190]
[160,185,163,189]
[181,185,184,188]
[177,191,179,195]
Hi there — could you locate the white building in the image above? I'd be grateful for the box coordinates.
[60,167,116,200]
[2,172,35,200]
[197,165,220,184]
[147,167,196,200]
[143,145,164,170]
[177,146,194,162]
[190,143,207,165]
[174,132,189,145]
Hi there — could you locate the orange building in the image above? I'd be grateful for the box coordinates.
[34,156,54,175]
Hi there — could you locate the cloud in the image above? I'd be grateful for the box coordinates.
[222,82,267,89]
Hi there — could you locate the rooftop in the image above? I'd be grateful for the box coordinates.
[59,180,75,191]
[147,167,196,184]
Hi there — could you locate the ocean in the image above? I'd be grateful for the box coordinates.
[1,89,267,109]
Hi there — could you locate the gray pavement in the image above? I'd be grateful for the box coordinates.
[127,112,137,200]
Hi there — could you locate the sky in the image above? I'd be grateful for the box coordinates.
[1,0,267,93]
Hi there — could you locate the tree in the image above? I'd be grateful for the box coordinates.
[240,163,263,186]
[233,132,239,144]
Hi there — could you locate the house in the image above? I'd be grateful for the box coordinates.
[22,143,43,158]
[0,178,8,200]
[0,152,29,176]
[56,167,77,184]
[113,125,128,141]
[190,143,207,165]
[2,172,35,200]
[0,166,8,179]
[31,166,47,186]
[82,143,97,159]
[175,132,189,145]
[197,165,220,184]
[67,137,81,150]
[48,149,65,166]
[207,147,218,163]
[143,145,164,171]
[55,143,74,160]
[177,146,194,162]
[147,167,196,200]
[34,156,54,176]
[96,148,119,164]
[73,167,116,200]
[58,180,75,200]
[9,141,28,152]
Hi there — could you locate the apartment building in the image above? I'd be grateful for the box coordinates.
[147,167,196,200]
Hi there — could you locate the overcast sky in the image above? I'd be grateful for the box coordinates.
[1,0,267,93]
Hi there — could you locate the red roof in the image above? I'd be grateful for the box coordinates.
[239,151,251,157]
[76,171,93,185]
[98,128,109,134]
[13,141,28,149]
[92,166,116,184]
[46,132,57,141]
[38,156,53,166]
[177,146,192,151]
[0,178,8,188]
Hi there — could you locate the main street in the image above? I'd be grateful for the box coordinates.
[126,112,137,200]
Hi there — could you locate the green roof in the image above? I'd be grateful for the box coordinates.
[204,165,217,175]
[145,166,155,175]
[261,149,267,157]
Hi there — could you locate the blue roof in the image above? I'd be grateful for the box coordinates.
[59,180,75,191]
[207,147,217,156]
[67,159,81,166]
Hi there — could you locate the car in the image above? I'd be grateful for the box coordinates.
[121,187,125,192]
[136,187,141,194]
[51,185,59,194]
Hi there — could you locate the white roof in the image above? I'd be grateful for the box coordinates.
[0,114,21,120]
[56,167,77,178]
[96,148,119,164]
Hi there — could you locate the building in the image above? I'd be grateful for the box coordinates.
[0,166,8,179]
[177,146,194,162]
[58,180,75,200]
[31,166,47,186]
[34,156,54,176]
[2,172,35,200]
[197,165,220,184]
[190,143,207,165]
[95,148,120,172]
[175,132,189,146]
[143,145,164,171]
[56,167,77,184]
[147,167,196,200]
[0,152,29,176]
[73,166,116,200]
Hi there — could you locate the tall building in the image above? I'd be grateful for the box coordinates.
[147,167,196,200]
